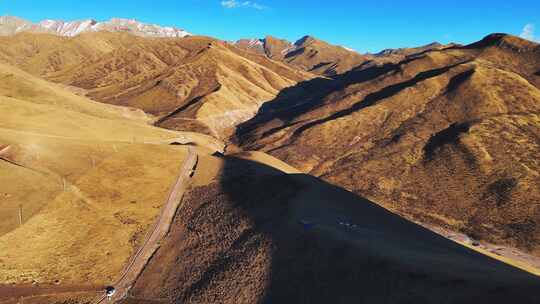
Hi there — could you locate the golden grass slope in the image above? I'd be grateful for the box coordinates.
[0,32,125,75]
[0,61,220,285]
[0,33,313,139]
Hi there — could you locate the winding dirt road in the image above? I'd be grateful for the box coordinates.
[93,147,198,303]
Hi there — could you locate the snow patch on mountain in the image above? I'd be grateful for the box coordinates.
[0,16,191,38]
[340,46,357,53]
[248,38,264,47]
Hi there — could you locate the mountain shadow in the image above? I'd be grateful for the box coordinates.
[127,155,540,304]
[234,55,428,142]
[233,49,474,147]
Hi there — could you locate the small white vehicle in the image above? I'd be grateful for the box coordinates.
[105,286,116,300]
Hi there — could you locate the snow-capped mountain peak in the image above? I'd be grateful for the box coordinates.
[0,16,191,38]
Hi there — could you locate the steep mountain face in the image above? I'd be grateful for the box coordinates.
[0,16,190,38]
[235,36,293,59]
[262,35,296,59]
[236,34,540,256]
[282,36,367,75]
[0,32,312,138]
[235,35,367,76]
[234,38,265,54]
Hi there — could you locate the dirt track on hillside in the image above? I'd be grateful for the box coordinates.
[0,146,199,304]
[91,147,198,303]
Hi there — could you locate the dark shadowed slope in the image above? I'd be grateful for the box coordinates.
[123,155,540,304]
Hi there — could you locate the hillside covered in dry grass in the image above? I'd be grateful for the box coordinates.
[2,27,540,304]
[0,32,313,139]
[0,60,220,289]
[237,34,540,256]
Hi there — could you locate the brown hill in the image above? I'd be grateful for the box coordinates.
[235,35,368,75]
[236,33,540,256]
[121,154,540,304]
[366,41,460,65]
[375,42,444,56]
[0,32,313,139]
[261,35,295,59]
[234,36,296,59]
[0,60,221,289]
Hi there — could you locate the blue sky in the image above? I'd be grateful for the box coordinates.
[1,0,539,53]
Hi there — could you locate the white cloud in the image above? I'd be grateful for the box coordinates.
[221,0,267,10]
[520,23,539,42]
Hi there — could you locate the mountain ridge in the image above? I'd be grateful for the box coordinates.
[0,15,191,38]
[0,31,314,139]
[234,34,367,75]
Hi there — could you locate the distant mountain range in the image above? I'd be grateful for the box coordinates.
[0,15,451,76]
[233,36,458,76]
[234,35,367,75]
[0,15,191,38]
